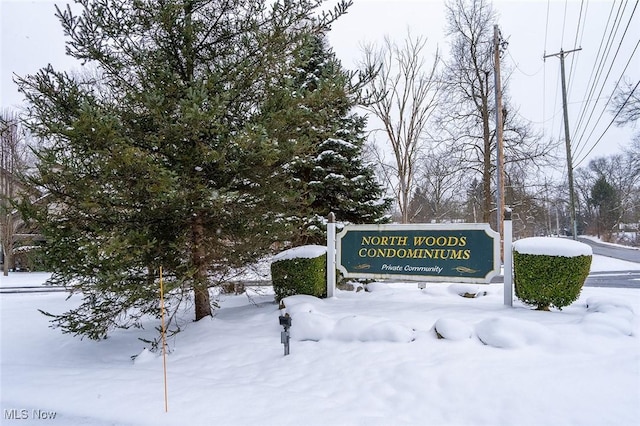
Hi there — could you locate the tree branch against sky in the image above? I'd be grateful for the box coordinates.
[360,32,441,224]
[4,1,637,166]
[611,78,640,126]
[440,0,496,225]
[439,0,555,230]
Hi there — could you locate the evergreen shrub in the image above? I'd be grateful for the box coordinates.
[19,247,48,272]
[271,247,327,302]
[513,251,591,310]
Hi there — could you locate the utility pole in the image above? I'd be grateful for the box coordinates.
[544,47,581,240]
[494,25,505,253]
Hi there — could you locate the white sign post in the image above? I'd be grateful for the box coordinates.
[503,208,513,307]
[326,212,336,298]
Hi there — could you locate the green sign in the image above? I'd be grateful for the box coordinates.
[336,224,500,283]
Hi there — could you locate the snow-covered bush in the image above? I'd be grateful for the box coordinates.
[513,237,592,311]
[271,245,327,302]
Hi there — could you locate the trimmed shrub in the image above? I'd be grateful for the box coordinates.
[513,238,592,310]
[271,246,327,302]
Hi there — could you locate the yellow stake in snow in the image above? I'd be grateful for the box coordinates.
[160,266,169,412]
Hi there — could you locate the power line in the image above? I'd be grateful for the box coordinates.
[571,0,619,133]
[574,38,640,166]
[544,0,551,54]
[576,1,590,50]
[567,0,586,97]
[506,50,544,78]
[542,0,551,140]
[574,36,639,163]
[560,0,569,49]
[574,79,640,167]
[572,1,638,161]
[572,0,585,48]
[512,108,562,126]
[571,1,625,150]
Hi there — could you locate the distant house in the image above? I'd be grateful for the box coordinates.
[1,164,46,272]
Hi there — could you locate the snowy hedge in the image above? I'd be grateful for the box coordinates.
[513,237,592,311]
[271,245,327,302]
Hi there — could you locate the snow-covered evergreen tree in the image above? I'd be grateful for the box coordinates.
[17,0,352,340]
[263,34,391,244]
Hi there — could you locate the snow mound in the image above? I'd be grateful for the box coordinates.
[332,315,415,343]
[132,348,156,364]
[581,296,636,336]
[365,282,392,292]
[513,237,592,257]
[289,311,336,341]
[433,318,473,341]
[585,296,636,315]
[581,312,634,336]
[421,285,450,297]
[288,311,415,343]
[272,245,327,262]
[281,295,414,343]
[448,283,487,298]
[476,317,554,348]
[281,294,325,310]
[282,294,324,307]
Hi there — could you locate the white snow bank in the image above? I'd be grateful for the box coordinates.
[132,348,156,365]
[590,254,640,271]
[513,237,592,257]
[364,282,394,293]
[447,283,488,298]
[331,315,415,342]
[476,317,555,348]
[585,296,636,315]
[281,295,415,343]
[280,294,325,310]
[2,273,640,426]
[289,311,336,341]
[581,311,634,336]
[581,296,636,336]
[580,235,640,251]
[433,318,473,340]
[272,244,327,262]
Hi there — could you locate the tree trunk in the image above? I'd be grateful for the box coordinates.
[2,244,8,276]
[182,1,212,321]
[2,213,12,276]
[191,214,212,321]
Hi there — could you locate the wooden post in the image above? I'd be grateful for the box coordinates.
[544,47,582,240]
[159,266,169,412]
[494,25,505,247]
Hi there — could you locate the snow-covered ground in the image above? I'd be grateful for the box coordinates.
[1,254,639,426]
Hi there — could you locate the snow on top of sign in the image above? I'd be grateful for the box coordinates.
[513,237,592,257]
[272,244,327,262]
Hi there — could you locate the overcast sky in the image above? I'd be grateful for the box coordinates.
[2,0,638,167]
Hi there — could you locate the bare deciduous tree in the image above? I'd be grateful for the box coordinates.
[361,32,441,223]
[1,110,31,275]
[584,153,640,234]
[440,0,496,224]
[409,147,465,223]
[611,78,640,126]
[441,0,554,228]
